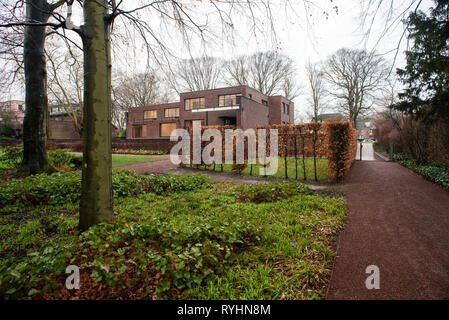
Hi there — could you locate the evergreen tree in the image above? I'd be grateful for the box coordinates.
[393,0,449,122]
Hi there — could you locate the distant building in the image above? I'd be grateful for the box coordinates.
[316,113,345,122]
[48,105,82,139]
[126,85,294,139]
[48,105,117,140]
[0,100,25,126]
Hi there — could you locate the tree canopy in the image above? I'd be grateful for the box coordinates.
[393,0,449,122]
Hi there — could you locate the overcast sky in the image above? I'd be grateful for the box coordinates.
[110,0,432,120]
[4,0,434,120]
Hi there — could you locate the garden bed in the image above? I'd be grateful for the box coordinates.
[393,154,449,189]
[0,171,346,300]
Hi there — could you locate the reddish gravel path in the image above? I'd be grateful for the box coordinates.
[327,160,449,300]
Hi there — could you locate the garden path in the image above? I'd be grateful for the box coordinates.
[327,160,449,299]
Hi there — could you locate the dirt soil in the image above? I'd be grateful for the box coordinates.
[326,160,449,300]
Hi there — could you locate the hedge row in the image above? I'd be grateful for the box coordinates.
[183,122,357,181]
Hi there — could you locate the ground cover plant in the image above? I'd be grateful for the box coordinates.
[0,172,346,300]
[393,153,449,189]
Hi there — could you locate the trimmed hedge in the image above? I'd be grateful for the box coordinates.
[185,122,357,181]
[326,122,358,181]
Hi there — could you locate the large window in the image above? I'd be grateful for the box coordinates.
[185,97,205,110]
[164,108,179,118]
[160,123,177,137]
[144,110,157,119]
[132,126,142,138]
[218,94,241,107]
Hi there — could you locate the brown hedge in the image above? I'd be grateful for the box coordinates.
[185,122,357,181]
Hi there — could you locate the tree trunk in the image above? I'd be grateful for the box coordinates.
[79,0,113,231]
[19,0,55,175]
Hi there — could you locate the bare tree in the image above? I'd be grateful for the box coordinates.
[112,69,172,133]
[0,1,25,101]
[359,0,425,73]
[226,51,299,99]
[1,0,337,230]
[168,56,224,93]
[46,40,83,134]
[323,48,390,128]
[0,0,73,175]
[305,61,325,122]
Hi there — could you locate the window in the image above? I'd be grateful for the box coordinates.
[218,94,241,107]
[262,100,268,106]
[185,97,205,110]
[286,104,290,115]
[132,126,142,138]
[249,94,252,99]
[160,123,177,137]
[144,110,157,119]
[164,108,179,118]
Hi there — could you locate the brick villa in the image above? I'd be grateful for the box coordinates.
[126,86,294,139]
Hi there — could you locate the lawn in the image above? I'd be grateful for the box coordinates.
[192,157,330,182]
[0,148,161,171]
[111,155,161,167]
[0,171,346,300]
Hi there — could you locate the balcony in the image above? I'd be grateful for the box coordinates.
[131,116,179,125]
[191,96,242,113]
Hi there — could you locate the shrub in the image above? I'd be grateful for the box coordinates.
[0,146,23,168]
[146,173,212,195]
[70,156,83,168]
[235,182,313,203]
[393,153,449,188]
[325,122,358,181]
[0,171,82,207]
[47,150,76,168]
[0,171,212,208]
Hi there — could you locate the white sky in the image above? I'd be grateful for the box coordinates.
[5,0,434,120]
[109,0,433,120]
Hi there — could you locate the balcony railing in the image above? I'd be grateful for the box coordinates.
[131,116,179,125]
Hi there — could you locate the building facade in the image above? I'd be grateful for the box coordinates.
[126,86,294,139]
[0,100,25,125]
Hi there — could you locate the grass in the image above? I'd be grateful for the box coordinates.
[111,155,161,167]
[0,175,346,300]
[193,157,330,182]
[0,151,161,170]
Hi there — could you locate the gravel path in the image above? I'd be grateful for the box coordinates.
[326,160,449,299]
